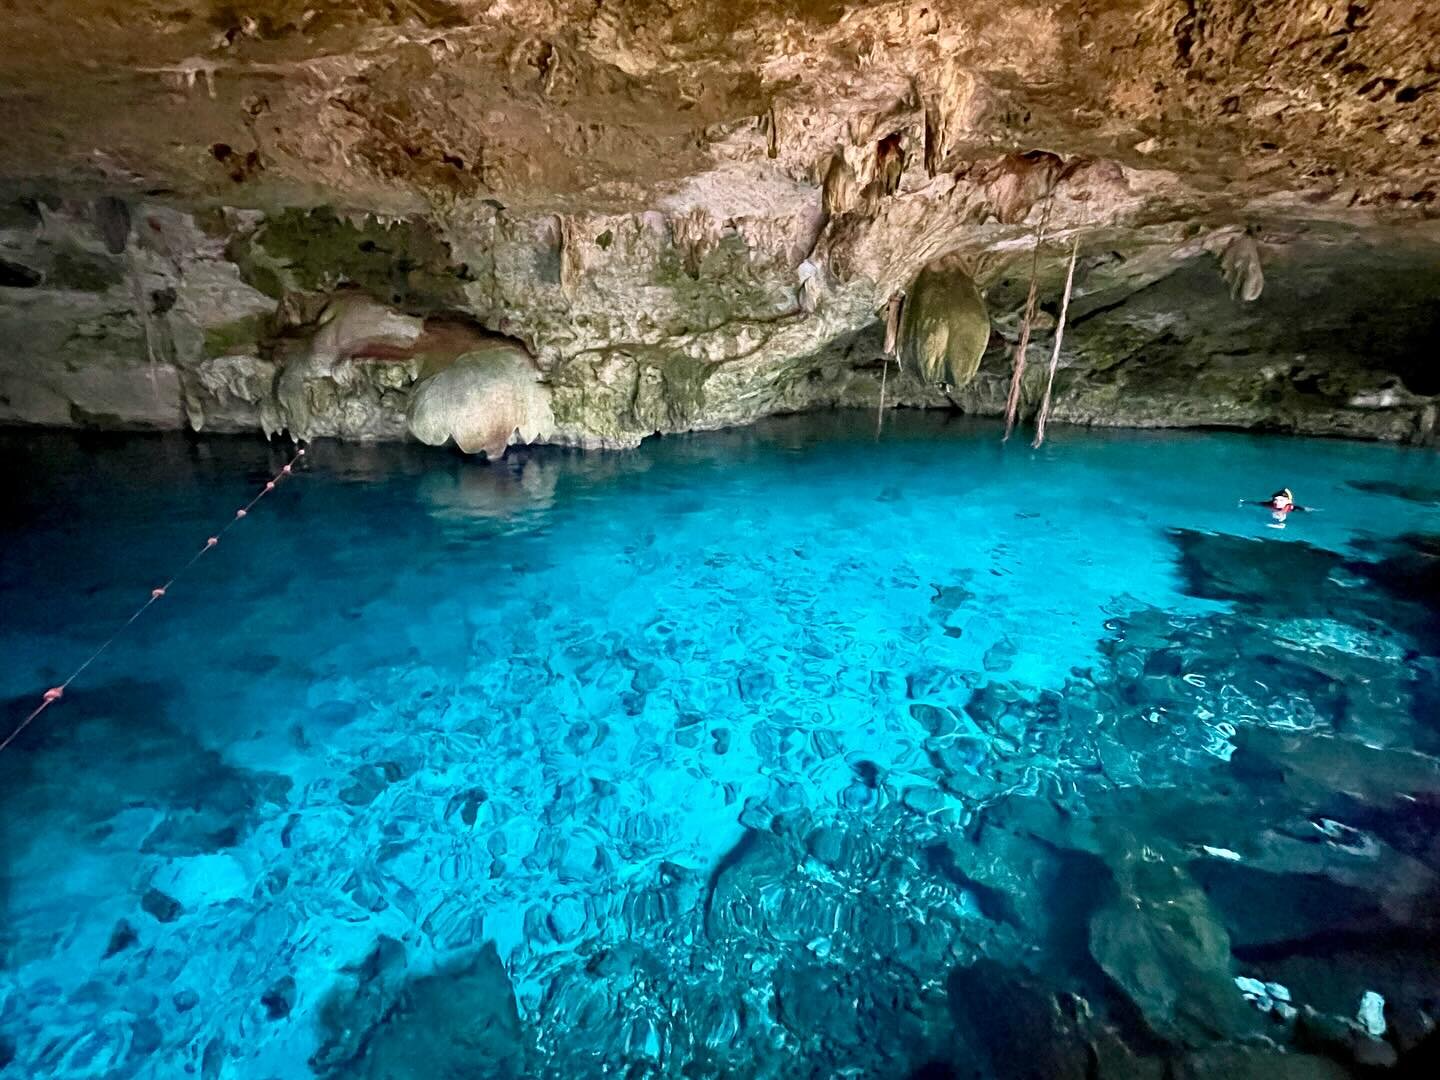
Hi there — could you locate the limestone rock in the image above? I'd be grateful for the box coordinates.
[1088,841,1259,1045]
[899,266,990,390]
[334,943,526,1079]
[0,3,1438,446]
[407,344,555,458]
[269,293,424,441]
[1170,1046,1350,1080]
[945,960,1090,1080]
[1218,234,1265,303]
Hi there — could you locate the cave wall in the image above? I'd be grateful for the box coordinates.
[3,190,1436,449]
[1,1,1438,450]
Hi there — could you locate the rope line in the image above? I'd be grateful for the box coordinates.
[0,445,308,755]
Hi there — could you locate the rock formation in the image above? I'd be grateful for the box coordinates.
[408,343,555,457]
[0,0,1436,451]
[898,265,990,389]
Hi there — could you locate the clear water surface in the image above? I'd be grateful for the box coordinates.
[1,413,1437,1078]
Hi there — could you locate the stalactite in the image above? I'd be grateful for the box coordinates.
[1032,235,1080,449]
[1218,232,1264,302]
[557,215,581,301]
[1002,197,1052,441]
[898,268,987,388]
[882,291,904,356]
[822,152,857,216]
[876,358,889,440]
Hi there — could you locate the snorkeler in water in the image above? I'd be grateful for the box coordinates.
[1239,488,1312,528]
[1248,488,1309,513]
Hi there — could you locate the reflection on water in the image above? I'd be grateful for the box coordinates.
[0,413,1438,1079]
[417,458,559,528]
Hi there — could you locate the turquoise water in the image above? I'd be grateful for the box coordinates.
[1,414,1438,1078]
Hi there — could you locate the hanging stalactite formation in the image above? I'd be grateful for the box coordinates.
[898,266,989,390]
[1218,231,1265,302]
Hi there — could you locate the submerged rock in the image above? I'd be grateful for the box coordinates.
[1088,843,1258,1045]
[1231,728,1440,808]
[703,828,797,942]
[140,887,182,924]
[773,962,857,1046]
[945,960,1091,1080]
[103,919,138,959]
[1346,479,1440,505]
[261,975,297,1021]
[328,943,525,1079]
[1171,1046,1350,1080]
[311,935,410,1073]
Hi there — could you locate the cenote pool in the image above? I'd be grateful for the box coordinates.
[1,413,1438,1079]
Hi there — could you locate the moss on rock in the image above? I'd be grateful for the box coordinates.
[48,249,126,292]
[203,314,269,358]
[229,209,465,311]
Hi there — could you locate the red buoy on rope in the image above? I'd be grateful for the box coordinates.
[2,442,309,754]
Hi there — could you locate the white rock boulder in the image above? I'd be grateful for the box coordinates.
[407,343,554,458]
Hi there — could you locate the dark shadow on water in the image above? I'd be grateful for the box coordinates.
[1168,527,1440,658]
[1345,479,1440,506]
[0,676,290,870]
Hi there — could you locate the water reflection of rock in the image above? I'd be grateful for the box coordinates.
[416,455,559,525]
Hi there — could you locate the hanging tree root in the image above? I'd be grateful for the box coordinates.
[1002,196,1053,441]
[1032,235,1080,449]
[878,291,904,439]
[876,359,890,440]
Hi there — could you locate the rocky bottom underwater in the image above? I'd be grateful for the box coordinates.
[0,413,1438,1079]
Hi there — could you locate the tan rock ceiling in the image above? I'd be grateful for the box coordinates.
[0,1,1435,215]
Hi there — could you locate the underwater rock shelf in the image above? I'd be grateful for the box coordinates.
[0,415,1437,1078]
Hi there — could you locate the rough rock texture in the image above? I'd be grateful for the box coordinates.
[1088,840,1259,1045]
[0,200,273,430]
[0,1,1438,449]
